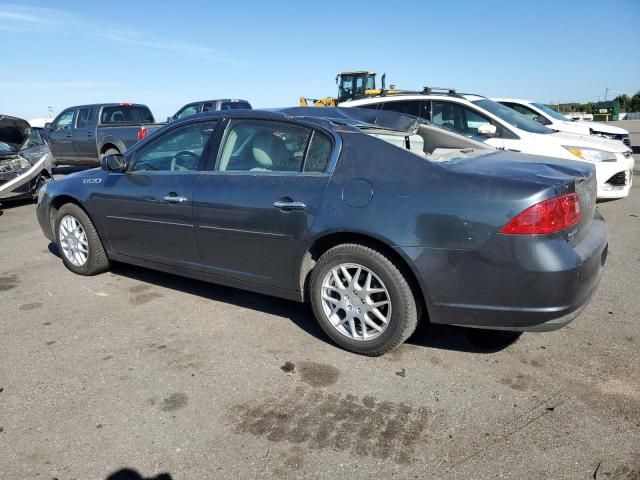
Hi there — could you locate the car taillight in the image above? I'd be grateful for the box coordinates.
[137,127,148,141]
[499,193,580,235]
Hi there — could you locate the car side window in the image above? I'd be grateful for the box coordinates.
[130,121,217,173]
[76,108,95,129]
[217,120,312,173]
[176,104,200,119]
[510,104,540,120]
[380,100,423,117]
[304,131,332,173]
[52,110,75,132]
[431,101,493,136]
[202,102,215,112]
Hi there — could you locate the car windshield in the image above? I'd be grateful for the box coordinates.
[472,99,554,134]
[531,102,569,121]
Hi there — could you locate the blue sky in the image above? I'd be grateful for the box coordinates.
[1,0,639,122]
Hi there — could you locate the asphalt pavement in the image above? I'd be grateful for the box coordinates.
[0,177,638,479]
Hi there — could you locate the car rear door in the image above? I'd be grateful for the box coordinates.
[192,118,335,291]
[73,106,98,163]
[48,108,77,163]
[95,119,219,269]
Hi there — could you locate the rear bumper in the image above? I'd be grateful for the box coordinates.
[398,213,608,332]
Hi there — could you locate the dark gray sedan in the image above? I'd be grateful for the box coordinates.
[36,108,607,355]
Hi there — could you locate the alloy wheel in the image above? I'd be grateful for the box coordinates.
[320,263,392,341]
[59,215,89,267]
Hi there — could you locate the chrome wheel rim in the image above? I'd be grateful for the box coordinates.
[59,215,89,267]
[320,263,392,341]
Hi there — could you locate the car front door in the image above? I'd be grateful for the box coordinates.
[73,107,98,164]
[48,109,77,163]
[95,120,219,269]
[193,118,334,291]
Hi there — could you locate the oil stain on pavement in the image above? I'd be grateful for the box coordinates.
[230,386,431,465]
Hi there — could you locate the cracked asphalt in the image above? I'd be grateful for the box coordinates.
[0,172,638,480]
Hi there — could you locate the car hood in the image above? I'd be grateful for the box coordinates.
[563,120,628,135]
[0,115,30,151]
[548,130,630,153]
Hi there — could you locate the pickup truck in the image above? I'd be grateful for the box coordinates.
[169,98,252,122]
[46,103,163,166]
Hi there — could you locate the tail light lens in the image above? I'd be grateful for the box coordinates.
[499,193,580,235]
[137,127,148,141]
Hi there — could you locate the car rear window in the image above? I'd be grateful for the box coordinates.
[101,106,154,125]
[220,101,252,111]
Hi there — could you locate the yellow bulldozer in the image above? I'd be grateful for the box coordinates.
[300,71,398,107]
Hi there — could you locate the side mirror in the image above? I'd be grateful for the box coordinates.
[477,123,498,137]
[100,154,127,172]
[44,122,52,130]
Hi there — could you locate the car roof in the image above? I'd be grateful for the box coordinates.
[343,92,488,107]
[491,98,534,104]
[170,107,419,134]
[65,103,150,109]
[183,99,251,105]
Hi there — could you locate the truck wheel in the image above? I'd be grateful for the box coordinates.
[101,148,120,160]
[310,243,418,356]
[54,203,110,275]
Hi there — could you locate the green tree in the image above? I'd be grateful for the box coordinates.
[616,94,630,112]
[630,91,640,112]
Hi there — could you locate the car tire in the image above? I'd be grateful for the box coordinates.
[54,203,110,276]
[101,148,120,160]
[310,243,418,356]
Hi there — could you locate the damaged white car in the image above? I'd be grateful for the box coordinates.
[0,115,53,204]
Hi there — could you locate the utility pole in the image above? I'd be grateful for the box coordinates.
[604,87,609,101]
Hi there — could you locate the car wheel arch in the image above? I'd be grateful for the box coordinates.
[298,231,428,319]
[49,195,92,236]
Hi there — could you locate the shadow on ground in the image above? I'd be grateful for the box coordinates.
[106,469,172,480]
[102,259,519,355]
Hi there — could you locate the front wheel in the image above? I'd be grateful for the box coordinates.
[310,244,419,356]
[54,203,110,275]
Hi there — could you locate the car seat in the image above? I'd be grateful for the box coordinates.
[251,132,295,171]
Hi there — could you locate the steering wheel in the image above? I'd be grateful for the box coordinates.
[170,150,199,171]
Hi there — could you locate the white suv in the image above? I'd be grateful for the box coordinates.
[493,98,631,148]
[341,92,635,199]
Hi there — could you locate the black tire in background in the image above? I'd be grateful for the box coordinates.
[54,203,111,276]
[310,243,419,356]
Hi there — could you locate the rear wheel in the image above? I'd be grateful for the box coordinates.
[101,147,120,160]
[310,244,418,356]
[54,203,110,275]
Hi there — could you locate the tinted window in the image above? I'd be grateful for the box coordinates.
[531,102,569,121]
[52,110,75,131]
[130,121,217,172]
[380,100,423,117]
[101,106,154,124]
[304,131,332,173]
[431,101,493,135]
[218,120,311,173]
[220,101,252,111]
[176,104,200,119]
[76,108,95,129]
[202,103,215,112]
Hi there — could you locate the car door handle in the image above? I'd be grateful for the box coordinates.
[273,200,306,211]
[163,195,188,203]
[66,134,72,138]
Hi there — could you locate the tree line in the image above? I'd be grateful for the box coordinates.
[549,90,640,113]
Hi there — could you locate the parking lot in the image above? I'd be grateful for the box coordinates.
[0,170,638,479]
